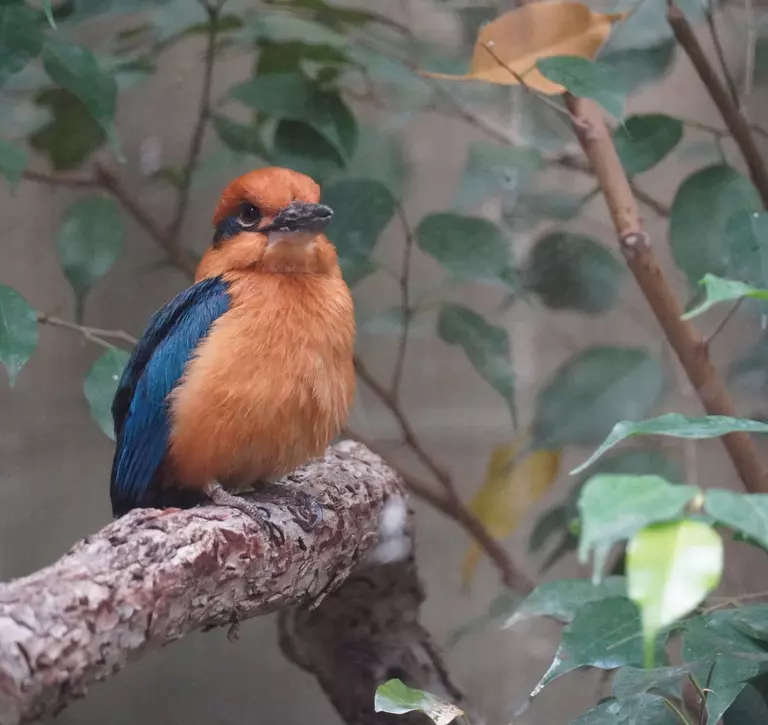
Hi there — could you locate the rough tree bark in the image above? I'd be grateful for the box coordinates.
[0,442,471,725]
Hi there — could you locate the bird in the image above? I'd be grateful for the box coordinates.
[109,167,356,537]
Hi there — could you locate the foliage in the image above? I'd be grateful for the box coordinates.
[3,0,768,724]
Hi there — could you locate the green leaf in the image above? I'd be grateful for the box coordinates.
[0,285,38,386]
[507,189,589,231]
[211,115,267,158]
[571,414,768,475]
[522,232,625,314]
[612,664,693,699]
[536,55,626,118]
[42,0,56,29]
[374,680,463,725]
[533,347,665,449]
[55,197,124,320]
[232,72,356,161]
[322,178,395,268]
[614,114,683,176]
[725,680,768,724]
[578,475,699,581]
[416,213,508,280]
[454,141,542,210]
[532,597,666,696]
[569,694,680,725]
[43,37,117,132]
[599,41,676,95]
[437,304,516,424]
[723,209,768,290]
[627,520,723,667]
[682,274,768,320]
[0,3,44,87]
[0,138,26,188]
[30,88,107,170]
[705,489,768,551]
[670,165,761,288]
[270,119,345,182]
[504,577,626,628]
[683,611,768,722]
[730,604,768,642]
[84,347,130,440]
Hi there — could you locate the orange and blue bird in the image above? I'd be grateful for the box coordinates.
[109,167,356,533]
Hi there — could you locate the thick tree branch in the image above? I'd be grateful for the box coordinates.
[668,1,768,207]
[563,93,768,494]
[0,442,409,725]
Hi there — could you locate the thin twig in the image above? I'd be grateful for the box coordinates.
[563,92,768,494]
[36,312,138,349]
[743,0,756,115]
[704,0,740,104]
[22,170,98,187]
[391,203,414,397]
[668,0,768,207]
[165,0,222,247]
[704,298,744,345]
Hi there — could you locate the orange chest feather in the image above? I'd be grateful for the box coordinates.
[167,272,355,488]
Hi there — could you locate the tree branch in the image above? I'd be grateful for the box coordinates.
[668,1,768,207]
[0,442,409,725]
[563,93,768,494]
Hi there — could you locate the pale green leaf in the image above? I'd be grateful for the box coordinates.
[374,680,463,725]
[0,285,38,386]
[416,212,509,280]
[705,489,768,551]
[536,55,626,118]
[571,414,768,475]
[628,520,723,667]
[578,474,699,581]
[682,274,768,320]
[438,304,515,424]
[670,165,761,288]
[534,347,665,449]
[55,197,124,320]
[84,347,131,440]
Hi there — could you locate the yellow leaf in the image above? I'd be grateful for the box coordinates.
[422,1,624,95]
[461,434,561,588]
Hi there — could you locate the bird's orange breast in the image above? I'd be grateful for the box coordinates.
[166,271,355,490]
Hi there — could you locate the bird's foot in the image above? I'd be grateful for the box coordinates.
[203,482,285,546]
[254,483,322,533]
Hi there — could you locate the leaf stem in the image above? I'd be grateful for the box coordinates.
[36,312,137,350]
[391,203,414,397]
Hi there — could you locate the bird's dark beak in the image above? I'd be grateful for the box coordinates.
[259,201,334,237]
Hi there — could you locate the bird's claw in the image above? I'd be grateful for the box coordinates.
[204,482,285,546]
[287,492,323,533]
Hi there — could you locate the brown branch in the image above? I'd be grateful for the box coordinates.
[36,312,138,349]
[279,513,482,725]
[704,0,740,105]
[0,442,416,725]
[668,1,768,207]
[563,93,768,494]
[165,1,221,247]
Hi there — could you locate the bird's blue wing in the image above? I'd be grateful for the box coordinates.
[110,276,231,516]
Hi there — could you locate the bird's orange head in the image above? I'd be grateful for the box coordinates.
[195,167,339,281]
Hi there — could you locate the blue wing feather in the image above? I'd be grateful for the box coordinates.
[110,276,231,516]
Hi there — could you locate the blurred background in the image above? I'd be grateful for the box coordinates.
[2,0,768,722]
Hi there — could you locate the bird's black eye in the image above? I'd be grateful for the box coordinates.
[238,203,261,226]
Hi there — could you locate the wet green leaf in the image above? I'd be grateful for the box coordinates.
[438,304,516,424]
[628,520,722,667]
[578,474,699,581]
[84,347,131,440]
[614,114,683,176]
[55,197,124,320]
[570,694,680,725]
[374,680,463,725]
[534,347,665,449]
[0,284,38,386]
[572,414,768,474]
[523,232,624,314]
[612,664,692,699]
